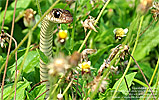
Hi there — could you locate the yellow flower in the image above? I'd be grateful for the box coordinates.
[113,28,128,39]
[58,30,67,39]
[79,61,91,73]
[81,62,90,69]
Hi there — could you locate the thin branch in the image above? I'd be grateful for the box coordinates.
[25,80,48,100]
[139,19,155,36]
[73,84,83,99]
[132,19,156,45]
[7,30,32,100]
[128,51,156,100]
[5,33,18,100]
[29,80,48,93]
[1,0,17,100]
[1,0,9,31]
[73,81,85,97]
[35,89,49,100]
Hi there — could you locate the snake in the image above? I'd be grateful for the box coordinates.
[39,8,73,98]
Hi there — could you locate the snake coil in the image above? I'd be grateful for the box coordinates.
[39,9,73,98]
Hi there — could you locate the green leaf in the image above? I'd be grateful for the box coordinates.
[134,24,159,61]
[69,94,73,100]
[112,72,137,95]
[8,51,40,84]
[0,56,4,67]
[36,49,49,64]
[26,91,34,100]
[139,62,154,80]
[0,78,31,100]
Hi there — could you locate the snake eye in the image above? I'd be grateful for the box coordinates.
[54,11,60,18]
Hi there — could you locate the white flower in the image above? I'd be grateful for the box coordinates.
[57,93,63,100]
[79,61,91,72]
[113,28,128,39]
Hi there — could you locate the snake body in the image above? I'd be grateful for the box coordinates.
[40,9,73,98]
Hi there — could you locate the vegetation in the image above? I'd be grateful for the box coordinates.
[0,0,159,100]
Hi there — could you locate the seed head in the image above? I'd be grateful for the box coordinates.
[23,8,36,27]
[89,76,108,93]
[0,30,9,48]
[81,16,98,32]
[47,56,71,76]
[151,1,159,20]
[81,49,97,62]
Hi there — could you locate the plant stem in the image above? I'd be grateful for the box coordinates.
[133,78,148,88]
[78,0,111,53]
[132,18,155,45]
[1,0,9,32]
[36,0,42,17]
[153,70,159,100]
[143,57,159,99]
[5,33,18,100]
[111,15,144,100]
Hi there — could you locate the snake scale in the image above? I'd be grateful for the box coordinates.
[39,8,73,98]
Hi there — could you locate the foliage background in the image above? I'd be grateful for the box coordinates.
[0,0,159,99]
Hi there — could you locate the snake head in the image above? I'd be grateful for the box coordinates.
[47,8,73,23]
